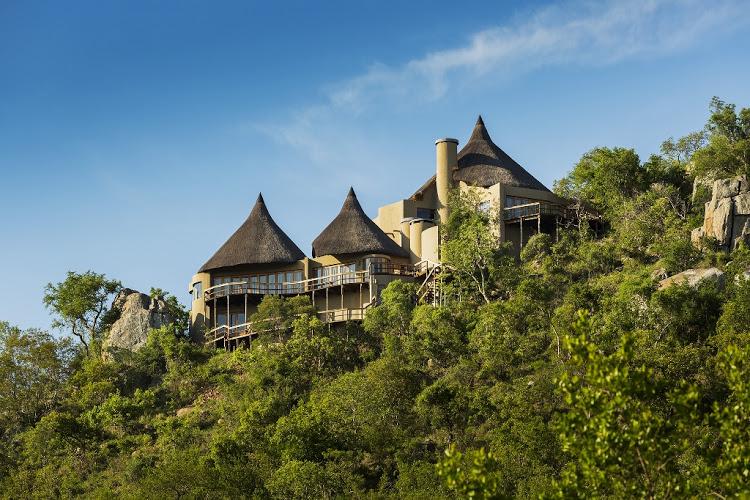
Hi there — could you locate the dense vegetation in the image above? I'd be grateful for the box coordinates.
[2,98,750,499]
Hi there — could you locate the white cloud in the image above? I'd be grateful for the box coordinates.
[259,0,750,165]
[322,0,748,110]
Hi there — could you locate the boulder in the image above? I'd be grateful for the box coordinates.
[651,267,668,280]
[103,289,174,358]
[739,174,749,194]
[734,193,750,215]
[712,177,741,204]
[691,227,704,245]
[732,217,750,249]
[712,198,734,247]
[658,267,725,291]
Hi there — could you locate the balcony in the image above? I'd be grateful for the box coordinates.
[503,201,565,221]
[203,265,419,302]
[206,307,368,346]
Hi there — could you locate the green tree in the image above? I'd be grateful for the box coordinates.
[0,322,75,439]
[554,147,646,217]
[150,287,190,336]
[692,97,750,180]
[436,444,505,500]
[441,188,518,304]
[44,270,121,356]
[554,311,700,499]
[707,344,750,496]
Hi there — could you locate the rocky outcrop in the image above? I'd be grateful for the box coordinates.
[693,176,750,251]
[103,289,174,358]
[658,267,725,291]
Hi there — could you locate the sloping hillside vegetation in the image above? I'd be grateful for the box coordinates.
[1,98,749,499]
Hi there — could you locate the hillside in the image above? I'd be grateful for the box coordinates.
[1,98,750,499]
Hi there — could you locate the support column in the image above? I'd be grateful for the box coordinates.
[410,219,425,262]
[435,138,459,225]
[537,210,541,235]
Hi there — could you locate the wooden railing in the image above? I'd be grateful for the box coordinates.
[503,201,564,220]
[317,308,365,323]
[204,271,371,301]
[206,308,368,345]
[206,322,255,343]
[368,263,413,275]
[414,259,440,276]
[204,264,423,301]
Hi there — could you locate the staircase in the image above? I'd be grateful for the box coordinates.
[415,260,442,306]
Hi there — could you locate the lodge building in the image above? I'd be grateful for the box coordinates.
[189,116,571,347]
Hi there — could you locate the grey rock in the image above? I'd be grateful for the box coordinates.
[732,217,750,250]
[659,267,725,291]
[651,267,668,280]
[713,197,734,246]
[103,289,174,359]
[739,175,749,194]
[712,178,742,204]
[734,193,750,215]
[691,227,704,245]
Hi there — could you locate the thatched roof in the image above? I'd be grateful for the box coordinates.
[454,115,549,190]
[199,194,306,272]
[312,188,409,258]
[410,116,549,199]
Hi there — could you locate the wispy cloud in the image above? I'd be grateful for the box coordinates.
[322,0,748,111]
[257,0,749,180]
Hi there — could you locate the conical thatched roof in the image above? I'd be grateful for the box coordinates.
[199,194,305,272]
[454,115,550,191]
[410,116,549,199]
[312,188,409,258]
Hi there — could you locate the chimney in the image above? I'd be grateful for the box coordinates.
[435,138,458,224]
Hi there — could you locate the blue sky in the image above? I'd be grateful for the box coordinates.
[2,0,749,331]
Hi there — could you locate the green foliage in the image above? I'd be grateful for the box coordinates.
[554,146,646,217]
[0,322,75,439]
[437,444,505,499]
[150,287,190,335]
[250,294,317,343]
[693,97,750,180]
[708,344,750,496]
[442,188,519,304]
[554,311,700,499]
[9,100,750,497]
[44,270,121,356]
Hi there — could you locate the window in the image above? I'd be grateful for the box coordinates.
[505,197,539,218]
[212,271,304,295]
[365,257,390,274]
[315,263,355,285]
[416,207,436,220]
[478,201,490,214]
[193,282,202,300]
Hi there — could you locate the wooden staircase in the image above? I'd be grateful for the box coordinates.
[415,260,442,306]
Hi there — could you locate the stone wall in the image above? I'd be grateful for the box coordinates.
[692,175,750,251]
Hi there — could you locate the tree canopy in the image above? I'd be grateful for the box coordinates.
[43,270,121,356]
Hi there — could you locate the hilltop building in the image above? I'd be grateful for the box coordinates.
[189,116,570,347]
